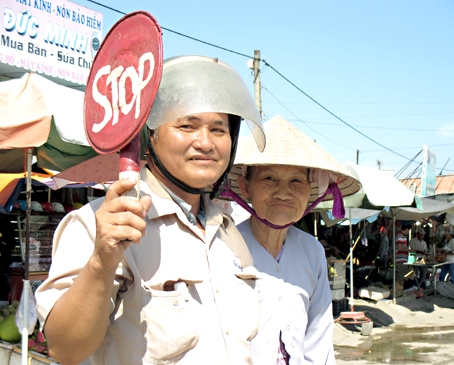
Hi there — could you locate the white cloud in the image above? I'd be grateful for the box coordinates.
[438,123,454,138]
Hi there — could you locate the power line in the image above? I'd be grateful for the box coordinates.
[261,83,353,150]
[275,101,454,105]
[262,61,418,163]
[87,0,252,59]
[86,0,125,15]
[439,158,451,176]
[363,144,454,153]
[403,163,422,181]
[87,0,418,165]
[400,167,423,192]
[287,114,454,124]
[285,119,454,133]
[395,150,422,178]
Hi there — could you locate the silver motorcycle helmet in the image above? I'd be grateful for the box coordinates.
[146,55,265,198]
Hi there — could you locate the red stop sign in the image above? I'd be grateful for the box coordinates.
[84,11,163,154]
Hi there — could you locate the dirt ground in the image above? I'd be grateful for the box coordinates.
[333,286,454,364]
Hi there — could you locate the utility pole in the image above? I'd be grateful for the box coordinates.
[253,50,262,118]
[356,149,360,165]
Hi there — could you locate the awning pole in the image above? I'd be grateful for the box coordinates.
[314,212,318,239]
[22,148,33,365]
[392,209,396,304]
[349,208,354,311]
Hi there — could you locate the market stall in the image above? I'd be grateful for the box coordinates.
[0,72,103,361]
[319,194,454,313]
[316,163,419,314]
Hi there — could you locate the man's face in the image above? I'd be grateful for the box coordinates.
[417,232,425,240]
[152,112,231,189]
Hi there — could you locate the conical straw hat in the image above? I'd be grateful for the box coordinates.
[228,115,361,204]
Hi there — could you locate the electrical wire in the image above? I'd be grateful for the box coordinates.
[86,0,441,169]
[261,83,353,150]
[403,163,422,181]
[400,167,422,192]
[287,119,454,132]
[86,0,252,59]
[262,61,417,162]
[394,150,422,178]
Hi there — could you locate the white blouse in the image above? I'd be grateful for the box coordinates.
[237,221,335,365]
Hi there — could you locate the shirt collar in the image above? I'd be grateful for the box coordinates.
[160,183,207,228]
[141,166,213,228]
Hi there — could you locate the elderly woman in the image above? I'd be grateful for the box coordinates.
[224,116,360,365]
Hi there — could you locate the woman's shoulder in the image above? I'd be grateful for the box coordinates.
[287,226,324,250]
[287,225,316,239]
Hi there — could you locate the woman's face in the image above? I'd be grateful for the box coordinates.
[237,165,311,226]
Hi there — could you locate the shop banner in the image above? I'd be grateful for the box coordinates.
[1,0,103,85]
[421,145,436,197]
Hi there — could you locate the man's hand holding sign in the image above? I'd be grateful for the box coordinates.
[38,12,163,364]
[84,11,163,256]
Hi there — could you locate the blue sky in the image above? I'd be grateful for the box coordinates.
[73,0,454,178]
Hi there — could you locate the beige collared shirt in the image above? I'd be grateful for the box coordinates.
[36,168,259,365]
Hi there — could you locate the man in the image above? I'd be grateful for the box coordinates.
[409,227,428,288]
[35,56,265,365]
[395,223,412,287]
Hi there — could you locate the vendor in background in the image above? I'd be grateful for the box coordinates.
[395,223,413,287]
[409,226,429,288]
[440,226,454,284]
[318,228,342,258]
[335,226,351,255]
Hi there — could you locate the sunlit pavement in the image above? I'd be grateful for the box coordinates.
[333,295,454,364]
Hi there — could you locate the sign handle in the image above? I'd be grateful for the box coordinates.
[119,134,141,199]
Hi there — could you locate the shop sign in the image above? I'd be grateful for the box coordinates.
[0,0,103,85]
[421,145,436,196]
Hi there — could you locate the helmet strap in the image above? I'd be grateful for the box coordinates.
[147,138,206,195]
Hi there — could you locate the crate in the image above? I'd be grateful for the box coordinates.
[332,298,349,318]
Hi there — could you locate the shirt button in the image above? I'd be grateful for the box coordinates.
[226,329,230,335]
[216,286,219,293]
[276,266,281,272]
[173,299,179,306]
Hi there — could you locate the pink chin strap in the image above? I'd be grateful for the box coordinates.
[219,182,346,230]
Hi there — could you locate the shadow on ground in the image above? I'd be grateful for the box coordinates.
[398,294,454,313]
[335,294,454,331]
[335,305,394,332]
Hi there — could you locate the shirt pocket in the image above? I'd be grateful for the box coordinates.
[141,282,200,363]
